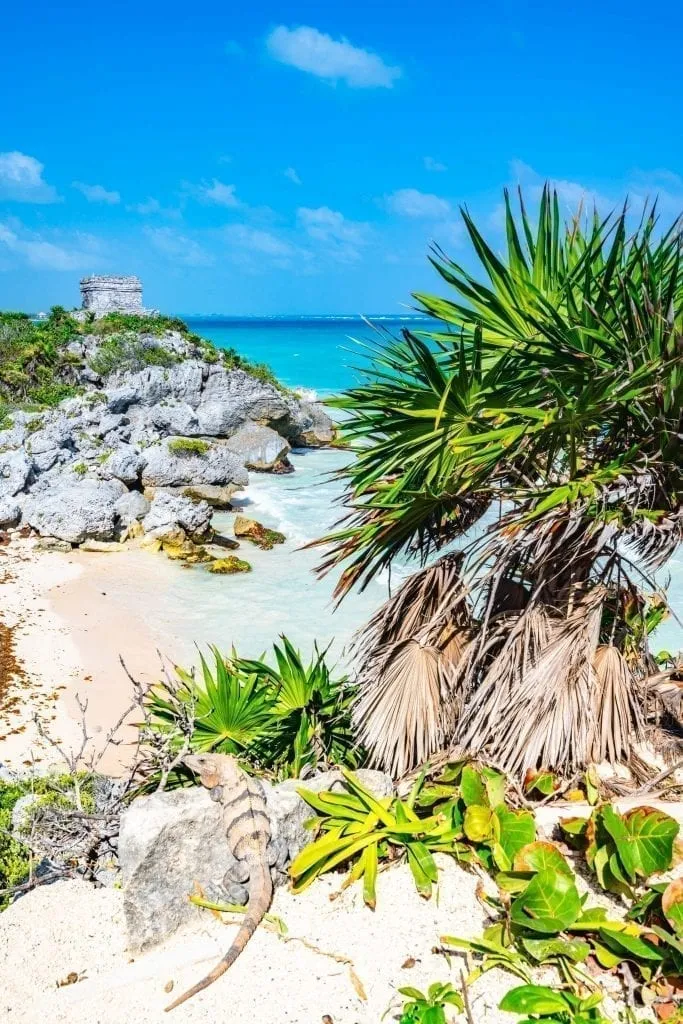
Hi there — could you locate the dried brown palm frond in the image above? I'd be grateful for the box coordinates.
[457,593,604,774]
[456,605,553,740]
[352,552,468,655]
[590,645,644,763]
[354,634,444,778]
[351,555,474,778]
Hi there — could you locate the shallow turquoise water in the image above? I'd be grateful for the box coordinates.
[184,315,430,394]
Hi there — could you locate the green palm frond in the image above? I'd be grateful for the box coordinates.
[315,185,683,776]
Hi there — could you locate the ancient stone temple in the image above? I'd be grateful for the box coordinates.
[79,275,156,318]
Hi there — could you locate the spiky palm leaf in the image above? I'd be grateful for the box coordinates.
[316,186,682,776]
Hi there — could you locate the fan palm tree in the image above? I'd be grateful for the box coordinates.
[316,187,682,778]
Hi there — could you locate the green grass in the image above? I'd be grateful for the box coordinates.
[168,438,210,456]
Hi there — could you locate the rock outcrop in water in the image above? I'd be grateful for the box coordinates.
[0,322,334,552]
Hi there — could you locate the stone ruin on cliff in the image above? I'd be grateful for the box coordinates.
[76,275,158,319]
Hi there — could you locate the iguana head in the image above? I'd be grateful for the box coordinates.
[184,752,238,789]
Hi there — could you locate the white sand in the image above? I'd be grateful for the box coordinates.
[0,859,517,1024]
[0,538,161,774]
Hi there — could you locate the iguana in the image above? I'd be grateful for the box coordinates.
[165,752,283,1011]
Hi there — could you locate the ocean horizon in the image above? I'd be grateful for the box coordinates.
[184,313,432,393]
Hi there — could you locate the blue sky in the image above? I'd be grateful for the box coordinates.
[2,0,682,314]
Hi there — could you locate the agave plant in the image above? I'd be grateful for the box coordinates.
[316,187,682,777]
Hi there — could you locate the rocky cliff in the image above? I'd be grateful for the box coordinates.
[0,315,334,552]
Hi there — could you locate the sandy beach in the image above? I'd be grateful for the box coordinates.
[0,538,164,774]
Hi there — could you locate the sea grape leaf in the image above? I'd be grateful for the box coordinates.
[524,770,558,796]
[559,815,589,849]
[481,766,507,807]
[498,984,570,1014]
[513,841,573,878]
[510,869,582,933]
[662,879,683,937]
[495,805,536,861]
[460,765,487,807]
[585,766,600,806]
[463,804,494,843]
[520,936,591,963]
[439,760,466,784]
[598,922,664,962]
[602,804,679,879]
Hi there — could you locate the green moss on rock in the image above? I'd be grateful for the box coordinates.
[208,556,252,574]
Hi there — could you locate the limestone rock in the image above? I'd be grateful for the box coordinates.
[35,536,73,552]
[234,515,285,550]
[100,445,144,486]
[196,368,290,436]
[119,787,226,950]
[0,449,32,498]
[225,422,291,471]
[285,400,335,447]
[0,498,21,528]
[80,539,125,553]
[113,489,150,526]
[119,768,393,949]
[181,484,235,508]
[142,491,212,541]
[150,402,201,437]
[23,478,127,544]
[141,437,248,492]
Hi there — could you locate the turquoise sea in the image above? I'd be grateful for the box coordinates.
[148,315,679,661]
[184,314,430,394]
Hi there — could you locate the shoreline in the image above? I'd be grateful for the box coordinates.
[0,540,162,775]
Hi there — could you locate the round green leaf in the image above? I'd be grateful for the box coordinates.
[499,984,569,1014]
[510,869,582,933]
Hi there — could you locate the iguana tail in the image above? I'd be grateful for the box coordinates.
[165,861,272,1011]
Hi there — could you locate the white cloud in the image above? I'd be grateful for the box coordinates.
[297,205,369,262]
[193,179,242,208]
[0,152,59,203]
[73,181,121,204]
[223,224,295,259]
[266,25,401,89]
[218,224,313,272]
[144,227,212,266]
[424,157,447,172]
[128,197,162,215]
[284,167,302,185]
[0,221,101,270]
[127,197,180,219]
[386,188,452,218]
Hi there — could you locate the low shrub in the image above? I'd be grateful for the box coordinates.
[88,334,178,377]
[0,773,94,910]
[167,438,210,456]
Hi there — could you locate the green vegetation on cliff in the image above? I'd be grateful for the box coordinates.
[0,306,283,420]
